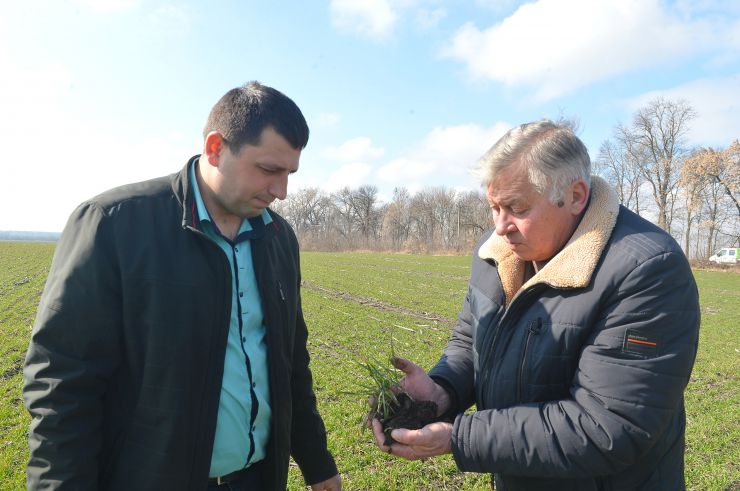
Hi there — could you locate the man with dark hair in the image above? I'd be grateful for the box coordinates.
[23,81,342,490]
[372,120,700,490]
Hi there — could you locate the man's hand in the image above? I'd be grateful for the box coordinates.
[371,418,453,460]
[392,357,450,417]
[366,357,454,460]
[310,473,342,490]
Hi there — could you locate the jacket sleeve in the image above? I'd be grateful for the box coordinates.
[428,284,477,415]
[428,235,495,415]
[286,247,338,485]
[23,203,122,490]
[450,250,700,477]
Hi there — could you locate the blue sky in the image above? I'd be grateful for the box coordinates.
[2,0,739,232]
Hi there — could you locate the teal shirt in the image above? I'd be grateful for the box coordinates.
[189,162,272,477]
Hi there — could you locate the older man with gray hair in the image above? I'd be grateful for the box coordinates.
[372,120,700,490]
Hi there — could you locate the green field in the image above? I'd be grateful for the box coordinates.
[1,243,738,490]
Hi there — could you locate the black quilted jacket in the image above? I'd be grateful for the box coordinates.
[23,157,337,490]
[430,177,700,490]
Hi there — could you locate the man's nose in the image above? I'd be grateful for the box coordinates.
[494,210,515,236]
[269,175,289,201]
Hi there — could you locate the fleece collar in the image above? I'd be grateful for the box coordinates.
[478,176,620,306]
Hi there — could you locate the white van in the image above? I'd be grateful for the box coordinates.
[709,247,738,264]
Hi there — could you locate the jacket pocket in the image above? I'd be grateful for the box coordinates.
[517,320,580,402]
[517,317,544,401]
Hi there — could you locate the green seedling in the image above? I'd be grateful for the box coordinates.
[353,355,406,427]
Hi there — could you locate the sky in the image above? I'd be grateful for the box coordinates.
[1,0,739,232]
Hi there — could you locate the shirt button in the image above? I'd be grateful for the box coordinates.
[252,425,256,432]
[239,291,244,297]
[242,337,246,343]
[252,382,256,388]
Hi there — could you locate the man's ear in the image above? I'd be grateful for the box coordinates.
[567,179,590,215]
[203,132,226,167]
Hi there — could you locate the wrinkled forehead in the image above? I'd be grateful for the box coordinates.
[486,163,534,201]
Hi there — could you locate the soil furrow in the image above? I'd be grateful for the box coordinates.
[301,280,456,326]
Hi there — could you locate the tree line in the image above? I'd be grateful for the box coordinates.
[275,97,738,258]
[272,185,491,253]
[594,97,738,260]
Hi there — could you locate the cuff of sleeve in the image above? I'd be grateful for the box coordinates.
[300,452,338,486]
[429,375,460,421]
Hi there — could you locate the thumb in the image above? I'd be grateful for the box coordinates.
[391,356,417,374]
[390,427,417,445]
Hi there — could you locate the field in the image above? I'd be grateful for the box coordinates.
[1,242,738,490]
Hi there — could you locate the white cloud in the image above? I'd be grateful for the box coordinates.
[443,0,738,101]
[323,137,385,162]
[312,112,342,129]
[0,63,76,231]
[325,162,374,191]
[626,74,740,147]
[378,122,510,188]
[295,123,510,200]
[415,7,446,30]
[378,157,433,183]
[0,56,190,232]
[330,0,398,40]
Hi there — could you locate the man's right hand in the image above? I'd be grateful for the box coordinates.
[391,357,450,417]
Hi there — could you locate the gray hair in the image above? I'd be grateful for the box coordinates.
[474,120,591,203]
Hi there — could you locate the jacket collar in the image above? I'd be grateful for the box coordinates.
[172,156,197,230]
[172,155,281,239]
[478,176,620,305]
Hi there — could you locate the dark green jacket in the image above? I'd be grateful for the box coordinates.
[23,158,337,490]
[430,177,700,490]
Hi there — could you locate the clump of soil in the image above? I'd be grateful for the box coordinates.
[352,354,448,445]
[373,392,440,446]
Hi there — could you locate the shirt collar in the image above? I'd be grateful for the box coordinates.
[189,158,272,242]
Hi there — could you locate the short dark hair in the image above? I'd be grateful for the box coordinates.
[203,81,309,153]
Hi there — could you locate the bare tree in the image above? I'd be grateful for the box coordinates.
[684,143,740,255]
[630,97,696,232]
[283,187,331,236]
[679,153,708,257]
[456,190,491,249]
[700,174,728,257]
[330,187,356,241]
[383,187,412,248]
[690,142,740,218]
[351,185,381,240]
[595,128,643,212]
[431,188,458,248]
[408,189,436,246]
[725,140,740,217]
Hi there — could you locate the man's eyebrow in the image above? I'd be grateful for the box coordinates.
[490,194,523,206]
[260,162,298,173]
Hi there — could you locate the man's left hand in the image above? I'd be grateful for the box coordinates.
[371,418,453,460]
[310,473,342,490]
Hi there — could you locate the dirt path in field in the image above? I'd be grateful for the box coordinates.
[301,281,456,325]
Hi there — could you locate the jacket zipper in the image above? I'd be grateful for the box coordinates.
[517,317,543,401]
[480,287,541,405]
